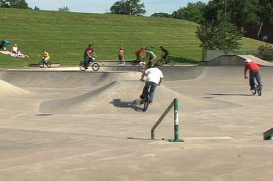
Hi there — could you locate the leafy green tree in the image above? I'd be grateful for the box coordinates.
[256,0,273,38]
[110,0,146,15]
[58,6,70,12]
[14,0,29,9]
[150,12,171,18]
[207,0,259,30]
[0,0,30,9]
[196,11,243,50]
[177,1,206,23]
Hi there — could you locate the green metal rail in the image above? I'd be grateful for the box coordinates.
[151,98,184,142]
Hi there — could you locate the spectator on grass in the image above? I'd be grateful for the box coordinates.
[11,44,21,56]
[118,47,124,64]
[174,11,179,18]
[0,41,7,50]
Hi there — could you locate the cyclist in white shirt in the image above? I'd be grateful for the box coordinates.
[140,63,163,105]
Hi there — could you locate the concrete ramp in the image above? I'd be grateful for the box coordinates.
[0,71,140,88]
[237,55,273,66]
[39,80,240,114]
[201,55,273,66]
[0,79,30,96]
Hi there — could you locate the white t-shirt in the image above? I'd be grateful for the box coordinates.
[145,67,164,84]
[12,46,18,52]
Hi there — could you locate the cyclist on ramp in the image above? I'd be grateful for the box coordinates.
[140,63,163,105]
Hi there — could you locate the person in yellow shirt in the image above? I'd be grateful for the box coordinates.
[40,49,50,64]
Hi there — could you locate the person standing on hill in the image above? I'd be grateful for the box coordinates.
[244,59,263,90]
[84,44,97,69]
[118,47,124,64]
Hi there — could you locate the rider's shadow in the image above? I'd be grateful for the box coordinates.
[109,99,143,112]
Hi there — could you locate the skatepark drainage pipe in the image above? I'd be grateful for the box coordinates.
[151,98,184,142]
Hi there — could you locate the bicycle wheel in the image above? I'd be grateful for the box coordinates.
[39,61,44,68]
[157,59,165,66]
[138,62,146,73]
[257,86,262,96]
[92,62,100,71]
[79,61,86,71]
[131,60,138,66]
[46,61,51,68]
[251,87,256,95]
[168,59,176,66]
[143,96,149,112]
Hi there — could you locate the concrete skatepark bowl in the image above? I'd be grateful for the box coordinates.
[1,57,273,181]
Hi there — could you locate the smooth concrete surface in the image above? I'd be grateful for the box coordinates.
[201,55,273,66]
[0,64,273,181]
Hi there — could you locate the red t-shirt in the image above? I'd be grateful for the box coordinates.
[135,49,144,55]
[245,62,260,72]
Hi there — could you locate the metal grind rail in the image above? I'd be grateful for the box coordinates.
[151,98,184,142]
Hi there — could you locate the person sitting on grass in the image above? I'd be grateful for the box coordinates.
[10,44,21,56]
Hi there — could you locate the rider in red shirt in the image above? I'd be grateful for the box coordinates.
[135,47,145,62]
[244,59,263,90]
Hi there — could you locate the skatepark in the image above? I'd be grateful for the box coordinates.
[1,55,273,181]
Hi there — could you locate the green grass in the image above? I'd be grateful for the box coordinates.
[0,8,266,67]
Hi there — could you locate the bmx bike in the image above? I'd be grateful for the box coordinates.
[141,91,150,112]
[79,57,100,71]
[138,60,155,73]
[157,57,175,66]
[251,82,262,96]
[39,57,51,68]
[138,61,149,73]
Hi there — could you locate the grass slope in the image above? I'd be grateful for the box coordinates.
[0,8,265,67]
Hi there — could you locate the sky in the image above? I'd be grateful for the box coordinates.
[26,0,210,16]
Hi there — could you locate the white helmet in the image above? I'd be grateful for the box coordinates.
[245,59,251,63]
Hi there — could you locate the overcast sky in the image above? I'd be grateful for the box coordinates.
[26,0,210,16]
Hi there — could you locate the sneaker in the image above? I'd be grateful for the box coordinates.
[140,95,144,100]
[149,101,153,105]
[85,67,88,69]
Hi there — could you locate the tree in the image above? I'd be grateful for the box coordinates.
[256,0,273,39]
[110,0,146,15]
[207,0,259,31]
[177,1,206,23]
[196,11,243,50]
[58,6,70,12]
[150,12,171,18]
[0,0,30,9]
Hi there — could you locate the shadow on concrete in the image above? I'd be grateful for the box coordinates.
[110,99,143,112]
[206,93,253,96]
